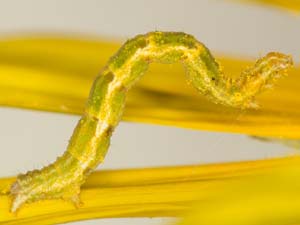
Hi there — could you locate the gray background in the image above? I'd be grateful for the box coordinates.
[0,0,299,224]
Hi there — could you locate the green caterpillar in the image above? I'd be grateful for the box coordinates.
[9,31,293,212]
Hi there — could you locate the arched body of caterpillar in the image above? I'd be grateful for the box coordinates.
[9,31,293,212]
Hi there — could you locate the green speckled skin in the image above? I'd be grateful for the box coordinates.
[9,31,293,212]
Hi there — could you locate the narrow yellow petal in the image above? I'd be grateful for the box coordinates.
[232,0,300,12]
[179,158,300,225]
[0,36,299,138]
[0,157,298,225]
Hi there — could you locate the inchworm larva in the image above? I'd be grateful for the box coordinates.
[9,31,293,212]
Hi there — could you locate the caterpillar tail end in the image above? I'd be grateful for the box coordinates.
[9,175,83,213]
[10,181,27,213]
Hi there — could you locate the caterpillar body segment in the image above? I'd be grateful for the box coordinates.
[10,31,293,212]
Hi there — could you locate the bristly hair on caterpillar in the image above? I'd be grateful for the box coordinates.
[9,31,293,213]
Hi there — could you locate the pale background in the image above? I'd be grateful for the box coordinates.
[0,0,299,224]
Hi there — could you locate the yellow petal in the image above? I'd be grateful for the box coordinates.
[0,157,298,225]
[0,35,299,138]
[232,0,300,12]
[179,158,300,225]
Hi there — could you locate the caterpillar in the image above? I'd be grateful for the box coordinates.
[9,31,293,212]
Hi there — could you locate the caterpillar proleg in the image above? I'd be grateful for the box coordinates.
[9,31,293,212]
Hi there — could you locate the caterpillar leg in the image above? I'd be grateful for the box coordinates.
[10,31,293,212]
[10,152,85,212]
